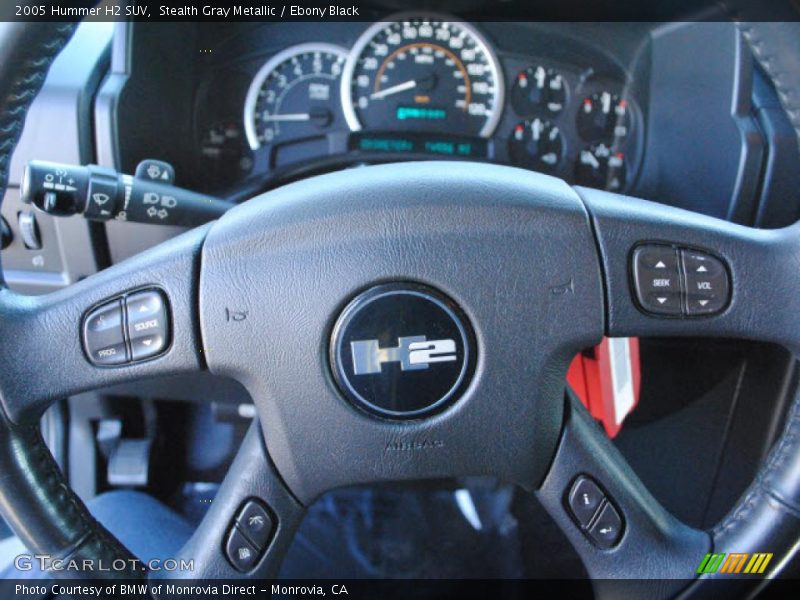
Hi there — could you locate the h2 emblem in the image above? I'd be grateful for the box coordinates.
[350,336,457,375]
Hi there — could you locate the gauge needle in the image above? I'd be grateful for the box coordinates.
[261,113,311,122]
[581,150,600,169]
[369,79,417,100]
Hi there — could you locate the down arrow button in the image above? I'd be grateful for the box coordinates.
[125,289,170,361]
[682,250,730,316]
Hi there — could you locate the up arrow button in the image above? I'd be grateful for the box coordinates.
[632,245,681,315]
[682,249,730,316]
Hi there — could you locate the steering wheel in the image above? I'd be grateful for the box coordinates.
[1,9,800,599]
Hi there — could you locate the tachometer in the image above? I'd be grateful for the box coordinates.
[341,17,504,138]
[244,43,348,150]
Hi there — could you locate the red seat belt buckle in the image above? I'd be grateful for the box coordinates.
[567,337,641,438]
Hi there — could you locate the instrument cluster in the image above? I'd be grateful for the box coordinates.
[193,15,643,195]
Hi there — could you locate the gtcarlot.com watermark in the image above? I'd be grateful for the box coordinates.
[13,554,194,572]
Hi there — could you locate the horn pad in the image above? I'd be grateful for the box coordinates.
[199,162,604,502]
[330,283,475,419]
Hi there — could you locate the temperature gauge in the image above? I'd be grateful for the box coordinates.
[575,143,626,191]
[508,118,564,172]
[577,91,630,141]
[511,66,567,115]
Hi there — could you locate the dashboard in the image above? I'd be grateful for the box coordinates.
[4,18,798,291]
[190,17,644,195]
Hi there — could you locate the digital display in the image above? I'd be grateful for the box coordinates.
[351,133,488,159]
[357,137,415,153]
[423,141,475,156]
[396,106,448,122]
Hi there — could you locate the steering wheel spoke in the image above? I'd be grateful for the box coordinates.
[156,422,304,580]
[0,226,208,425]
[536,394,709,596]
[578,186,800,350]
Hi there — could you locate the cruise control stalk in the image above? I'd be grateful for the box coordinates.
[21,159,230,227]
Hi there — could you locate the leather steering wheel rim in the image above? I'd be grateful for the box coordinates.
[0,20,140,577]
[0,6,798,597]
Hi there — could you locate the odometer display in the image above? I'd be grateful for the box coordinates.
[350,132,487,158]
[341,17,504,138]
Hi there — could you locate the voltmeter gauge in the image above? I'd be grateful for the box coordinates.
[508,118,563,172]
[577,91,631,141]
[575,143,626,191]
[511,66,567,115]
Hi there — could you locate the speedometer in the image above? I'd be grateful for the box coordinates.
[341,17,504,138]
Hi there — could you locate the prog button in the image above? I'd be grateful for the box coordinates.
[83,299,128,366]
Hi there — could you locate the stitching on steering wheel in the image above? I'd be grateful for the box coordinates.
[738,24,800,142]
[0,23,75,193]
[711,396,800,538]
[721,0,800,145]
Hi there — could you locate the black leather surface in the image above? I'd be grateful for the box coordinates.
[728,4,800,150]
[685,385,800,593]
[0,415,139,575]
[0,20,141,577]
[691,11,800,592]
[0,22,76,228]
